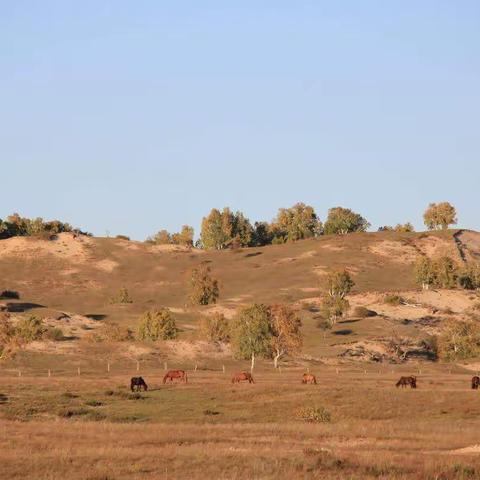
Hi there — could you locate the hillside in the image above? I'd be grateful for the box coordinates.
[1,229,480,372]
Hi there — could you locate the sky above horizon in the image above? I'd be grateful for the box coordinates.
[1,1,479,239]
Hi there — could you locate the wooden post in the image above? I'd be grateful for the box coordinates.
[77,367,81,376]
[136,361,140,372]
[336,368,339,375]
[194,364,198,372]
[222,365,225,374]
[18,370,21,377]
[107,362,110,373]
[307,366,310,373]
[48,369,51,378]
[364,369,367,374]
[164,362,168,371]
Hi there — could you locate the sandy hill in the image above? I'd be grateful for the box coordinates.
[1,229,479,370]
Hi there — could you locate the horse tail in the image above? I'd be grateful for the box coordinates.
[163,374,168,384]
[184,371,188,384]
[396,379,401,387]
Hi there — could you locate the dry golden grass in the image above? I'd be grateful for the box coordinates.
[2,367,480,479]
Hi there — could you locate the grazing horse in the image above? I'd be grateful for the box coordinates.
[231,372,255,384]
[163,370,188,384]
[130,376,148,392]
[302,373,317,385]
[396,376,417,389]
[472,376,480,390]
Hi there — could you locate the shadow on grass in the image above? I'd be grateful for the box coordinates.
[85,314,107,321]
[7,302,45,312]
[333,329,353,336]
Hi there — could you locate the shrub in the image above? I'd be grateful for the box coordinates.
[383,294,404,306]
[43,327,64,341]
[137,308,178,341]
[199,313,230,343]
[0,290,20,299]
[15,315,46,342]
[109,287,133,304]
[188,264,219,305]
[438,320,480,361]
[352,306,377,318]
[296,406,331,423]
[319,295,350,328]
[115,235,130,241]
[100,322,134,342]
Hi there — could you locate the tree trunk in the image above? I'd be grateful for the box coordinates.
[273,350,283,369]
[250,352,255,372]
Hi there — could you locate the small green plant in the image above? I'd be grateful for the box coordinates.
[296,406,331,423]
[137,308,178,341]
[109,287,133,305]
[0,290,20,299]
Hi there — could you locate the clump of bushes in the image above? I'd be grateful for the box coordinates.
[383,294,405,306]
[43,327,65,341]
[199,312,230,343]
[115,235,130,241]
[15,315,46,342]
[109,287,133,305]
[137,308,178,341]
[296,406,331,423]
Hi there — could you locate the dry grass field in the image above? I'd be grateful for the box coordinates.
[2,366,480,479]
[2,230,480,478]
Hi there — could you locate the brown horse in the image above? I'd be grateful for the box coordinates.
[163,370,188,384]
[231,372,255,384]
[396,376,417,389]
[472,376,480,390]
[130,376,148,392]
[302,373,317,385]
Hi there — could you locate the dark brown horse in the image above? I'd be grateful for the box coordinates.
[231,372,255,384]
[130,376,148,392]
[396,376,417,389]
[302,373,317,385]
[163,370,188,384]
[472,376,480,390]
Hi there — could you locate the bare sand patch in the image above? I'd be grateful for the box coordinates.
[368,240,418,264]
[95,259,119,272]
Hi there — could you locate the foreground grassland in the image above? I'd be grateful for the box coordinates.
[2,368,480,479]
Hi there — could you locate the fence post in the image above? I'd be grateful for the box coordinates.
[194,364,198,372]
[18,370,21,377]
[164,362,168,371]
[222,365,225,374]
[136,361,140,372]
[48,369,51,378]
[107,362,110,373]
[77,367,81,376]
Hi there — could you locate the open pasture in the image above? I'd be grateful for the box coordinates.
[2,365,480,479]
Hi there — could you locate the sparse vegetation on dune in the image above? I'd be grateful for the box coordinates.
[2,205,480,479]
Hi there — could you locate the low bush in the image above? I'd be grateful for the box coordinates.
[296,406,331,423]
[109,287,133,305]
[383,294,405,306]
[137,308,178,341]
[199,312,230,343]
[15,315,46,342]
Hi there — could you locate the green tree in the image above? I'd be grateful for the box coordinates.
[270,203,322,243]
[459,263,480,290]
[423,202,457,230]
[199,312,230,343]
[414,257,436,290]
[269,304,302,368]
[324,207,370,235]
[201,208,230,250]
[252,221,273,247]
[319,269,355,327]
[150,230,172,244]
[231,304,272,371]
[434,256,458,289]
[172,225,194,247]
[188,264,220,305]
[137,308,178,341]
[438,320,480,361]
[231,211,254,247]
[394,223,415,233]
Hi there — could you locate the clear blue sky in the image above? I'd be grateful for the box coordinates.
[1,1,479,239]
